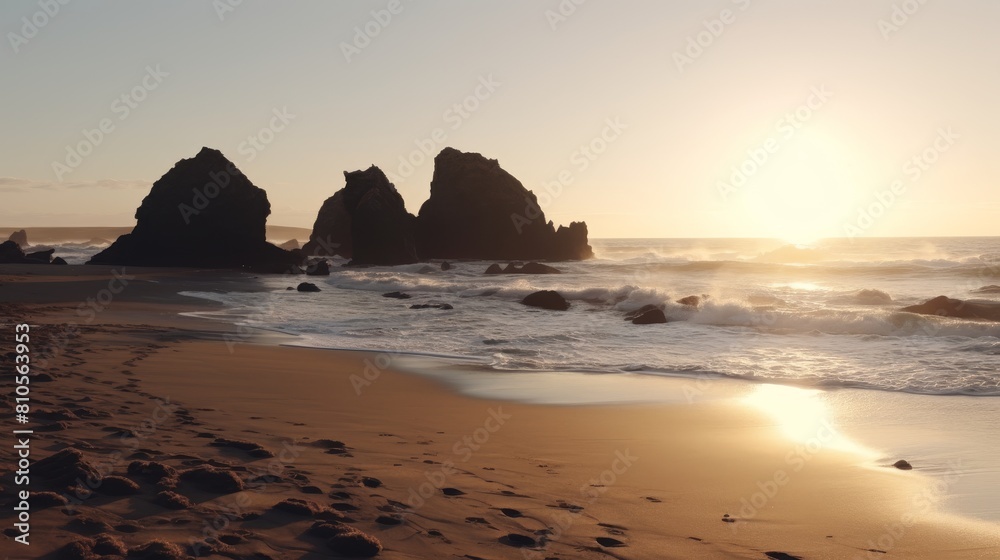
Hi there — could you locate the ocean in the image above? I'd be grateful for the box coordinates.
[175,237,1000,397]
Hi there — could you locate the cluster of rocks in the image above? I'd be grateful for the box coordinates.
[303,147,592,265]
[79,146,591,271]
[0,230,67,264]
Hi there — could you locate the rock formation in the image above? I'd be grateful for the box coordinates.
[279,238,300,251]
[87,147,299,271]
[306,259,331,276]
[25,248,55,264]
[631,308,668,325]
[0,240,65,265]
[901,296,1000,321]
[302,190,352,259]
[522,290,570,311]
[0,241,26,263]
[677,295,701,307]
[417,148,593,261]
[303,166,419,265]
[7,229,27,247]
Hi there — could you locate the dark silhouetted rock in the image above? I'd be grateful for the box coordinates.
[25,248,55,263]
[304,166,418,265]
[596,537,626,547]
[303,190,352,259]
[441,261,452,271]
[87,147,299,271]
[0,240,26,263]
[632,308,668,325]
[522,291,570,311]
[410,303,454,310]
[901,296,1000,321]
[279,238,300,250]
[306,259,331,276]
[677,295,701,307]
[893,460,913,470]
[417,148,593,261]
[485,263,503,274]
[624,304,664,321]
[514,262,561,274]
[8,229,27,247]
[52,257,68,265]
[297,282,321,292]
[383,291,411,299]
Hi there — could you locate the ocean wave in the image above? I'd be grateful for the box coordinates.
[322,272,1000,338]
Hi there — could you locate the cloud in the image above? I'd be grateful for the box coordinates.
[0,177,150,193]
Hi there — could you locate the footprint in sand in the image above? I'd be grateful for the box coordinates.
[765,553,803,560]
[500,534,536,548]
[441,487,465,496]
[500,508,522,518]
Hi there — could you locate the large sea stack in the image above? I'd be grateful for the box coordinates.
[303,166,419,265]
[88,147,299,271]
[416,148,593,261]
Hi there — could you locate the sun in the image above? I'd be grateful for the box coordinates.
[740,131,862,245]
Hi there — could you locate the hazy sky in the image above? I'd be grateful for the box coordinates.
[2,1,997,241]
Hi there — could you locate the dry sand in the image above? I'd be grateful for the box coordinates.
[1,266,998,559]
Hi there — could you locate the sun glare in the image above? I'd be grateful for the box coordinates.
[741,132,861,245]
[743,384,872,457]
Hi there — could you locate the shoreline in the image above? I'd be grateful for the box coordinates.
[1,266,998,558]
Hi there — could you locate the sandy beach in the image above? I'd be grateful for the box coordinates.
[1,266,997,559]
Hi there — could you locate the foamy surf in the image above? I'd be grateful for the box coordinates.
[179,237,1000,397]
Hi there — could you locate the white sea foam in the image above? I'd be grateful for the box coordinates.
[173,237,1000,396]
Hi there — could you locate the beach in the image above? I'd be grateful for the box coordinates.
[2,266,998,559]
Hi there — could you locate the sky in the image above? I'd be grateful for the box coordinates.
[2,0,997,242]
